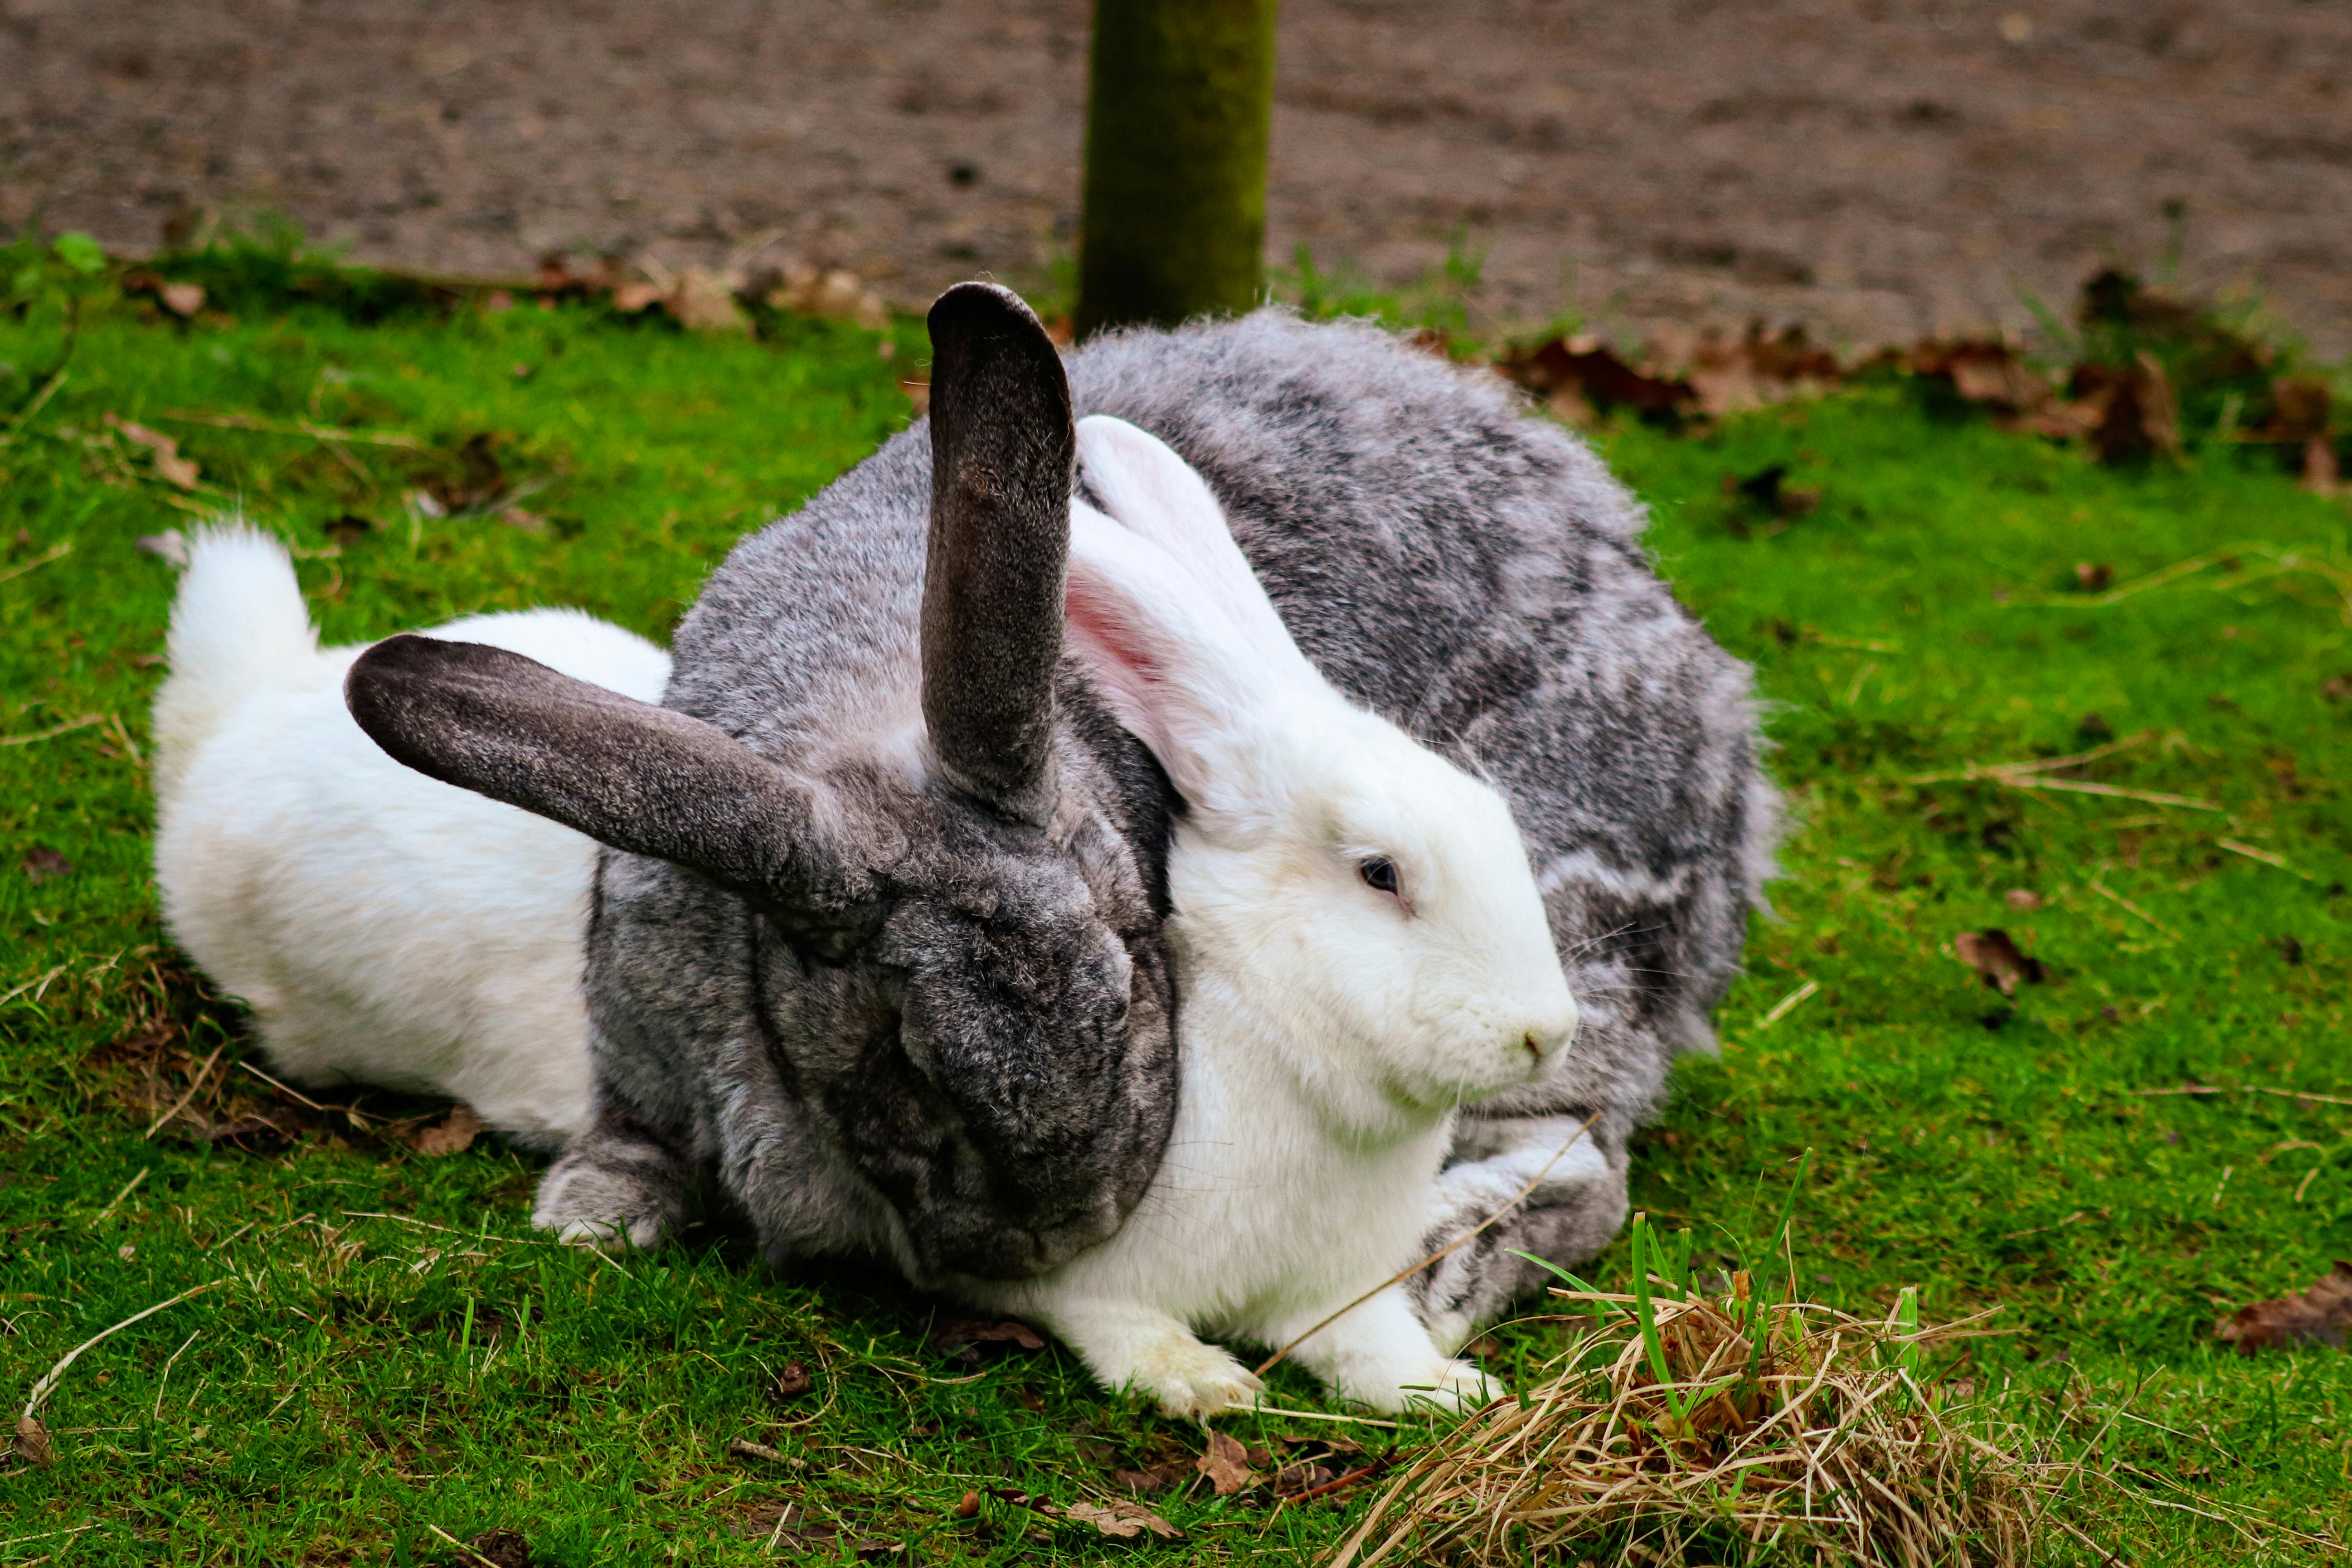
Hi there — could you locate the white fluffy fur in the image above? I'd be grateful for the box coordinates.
[959,419,1579,1415]
[151,527,670,1148]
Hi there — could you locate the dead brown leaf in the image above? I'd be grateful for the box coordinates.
[931,1318,1046,1364]
[1111,1460,1190,1495]
[759,264,890,331]
[1899,340,2109,440]
[2216,1262,2352,1353]
[534,252,621,300]
[1954,930,2047,996]
[668,267,752,335]
[1064,1500,1180,1540]
[1682,322,1844,416]
[1901,341,2048,413]
[2069,352,2181,464]
[1497,336,1700,424]
[412,1104,482,1155]
[2253,375,2333,442]
[13,1410,54,1467]
[1272,1460,1338,1498]
[1197,1428,1259,1495]
[467,1531,534,1568]
[105,413,201,488]
[2304,435,2341,499]
[21,846,73,884]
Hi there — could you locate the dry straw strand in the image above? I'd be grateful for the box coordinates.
[1328,1281,2060,1568]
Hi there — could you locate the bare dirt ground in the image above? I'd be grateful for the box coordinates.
[4,0,2348,356]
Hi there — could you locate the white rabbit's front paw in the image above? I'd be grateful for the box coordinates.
[1345,1357,1502,1415]
[1412,1359,1504,1413]
[1130,1333,1265,1417]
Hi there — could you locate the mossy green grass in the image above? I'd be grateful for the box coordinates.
[1,266,2347,1563]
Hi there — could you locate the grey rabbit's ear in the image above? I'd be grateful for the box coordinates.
[346,635,860,910]
[922,282,1074,825]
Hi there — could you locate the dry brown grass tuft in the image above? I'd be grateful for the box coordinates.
[1331,1271,2066,1568]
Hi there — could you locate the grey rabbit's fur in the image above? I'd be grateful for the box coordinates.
[347,285,1774,1329]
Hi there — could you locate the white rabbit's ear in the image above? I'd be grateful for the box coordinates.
[1065,503,1301,813]
[1074,417,1314,682]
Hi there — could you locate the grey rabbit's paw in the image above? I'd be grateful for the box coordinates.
[1409,1112,1632,1352]
[530,1104,693,1255]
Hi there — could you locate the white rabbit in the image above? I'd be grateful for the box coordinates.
[151,527,669,1148]
[954,418,1580,1416]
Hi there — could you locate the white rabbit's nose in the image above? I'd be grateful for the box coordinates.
[1520,999,1579,1071]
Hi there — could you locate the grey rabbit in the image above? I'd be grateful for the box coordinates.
[345,284,1774,1335]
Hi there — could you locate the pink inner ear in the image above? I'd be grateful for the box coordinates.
[1064,576,1171,753]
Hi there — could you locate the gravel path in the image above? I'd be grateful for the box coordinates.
[5,0,2348,356]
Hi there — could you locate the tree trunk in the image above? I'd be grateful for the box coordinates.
[1076,0,1278,339]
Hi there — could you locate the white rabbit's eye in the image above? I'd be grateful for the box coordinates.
[1358,856,1399,895]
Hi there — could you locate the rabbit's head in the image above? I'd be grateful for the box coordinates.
[1064,417,1577,1132]
[345,286,1178,1280]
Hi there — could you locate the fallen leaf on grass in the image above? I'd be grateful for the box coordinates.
[1272,1460,1338,1498]
[1496,336,1700,424]
[1898,340,2104,440]
[1112,1461,1190,1494]
[1064,1500,1180,1540]
[1954,930,2047,996]
[1680,322,1844,416]
[2252,375,2333,442]
[1197,1428,1259,1495]
[759,263,891,331]
[2070,353,2182,465]
[772,1361,812,1399]
[104,413,200,488]
[14,1410,53,1467]
[412,1105,481,1155]
[466,1530,534,1568]
[669,267,752,336]
[931,1318,1046,1364]
[1901,340,2049,412]
[2216,1262,2352,1352]
[21,847,72,884]
[2306,435,2342,499]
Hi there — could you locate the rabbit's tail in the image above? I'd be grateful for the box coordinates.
[151,525,324,808]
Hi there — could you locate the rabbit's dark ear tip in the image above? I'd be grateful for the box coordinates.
[928,281,1045,343]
